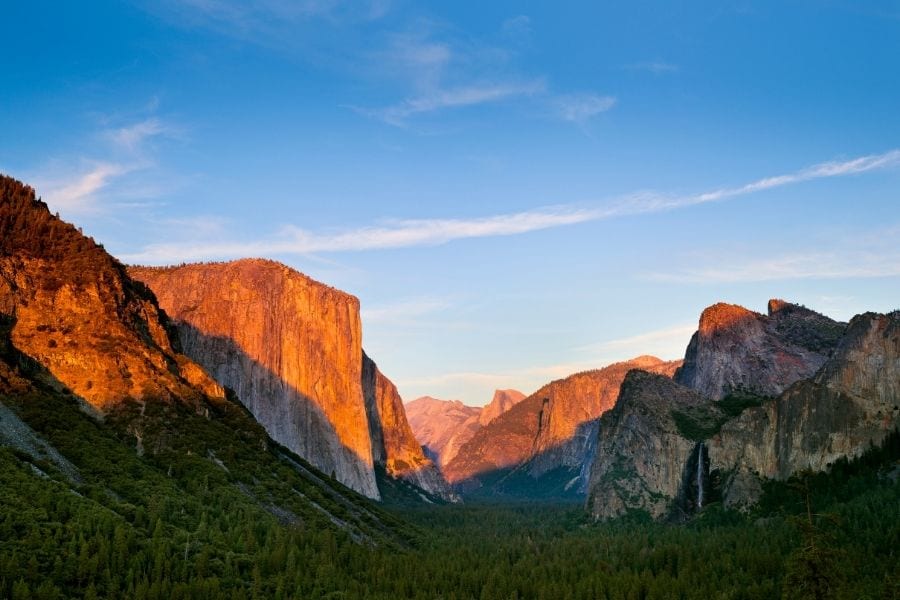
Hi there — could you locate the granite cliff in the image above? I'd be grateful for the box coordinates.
[0,174,410,544]
[0,176,224,411]
[480,389,527,426]
[587,300,899,520]
[710,310,900,508]
[443,356,681,497]
[587,370,708,520]
[131,260,450,501]
[674,300,844,400]
[362,352,453,500]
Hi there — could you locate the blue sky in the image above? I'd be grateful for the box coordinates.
[2,1,899,405]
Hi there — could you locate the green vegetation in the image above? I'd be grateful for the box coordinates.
[716,390,768,418]
[672,407,727,441]
[673,390,769,441]
[2,371,898,600]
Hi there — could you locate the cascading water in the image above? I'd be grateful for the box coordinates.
[696,442,705,510]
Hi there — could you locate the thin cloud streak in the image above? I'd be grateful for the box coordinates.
[554,93,616,123]
[649,251,900,283]
[626,61,679,74]
[577,324,696,353]
[356,80,545,126]
[605,148,900,217]
[120,207,597,263]
[107,118,172,151]
[39,116,177,215]
[42,163,130,213]
[119,148,900,264]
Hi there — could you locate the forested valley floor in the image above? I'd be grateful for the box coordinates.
[1,400,897,600]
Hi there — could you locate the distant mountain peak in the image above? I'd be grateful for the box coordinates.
[479,389,526,426]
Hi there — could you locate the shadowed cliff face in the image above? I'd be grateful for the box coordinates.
[362,352,454,500]
[0,176,224,410]
[588,370,708,520]
[586,301,899,520]
[130,260,381,498]
[674,300,845,400]
[443,356,681,496]
[709,310,900,507]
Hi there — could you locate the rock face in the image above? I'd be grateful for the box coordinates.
[674,300,844,400]
[0,176,224,411]
[130,260,379,498]
[443,356,681,496]
[362,353,452,499]
[586,300,899,520]
[588,370,707,520]
[0,176,433,547]
[131,260,451,501]
[709,310,900,507]
[404,390,525,469]
[480,389,526,426]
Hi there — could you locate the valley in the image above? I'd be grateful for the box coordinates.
[1,175,898,599]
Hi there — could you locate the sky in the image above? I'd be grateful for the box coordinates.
[2,1,899,406]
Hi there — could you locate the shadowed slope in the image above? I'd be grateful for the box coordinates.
[444,356,681,496]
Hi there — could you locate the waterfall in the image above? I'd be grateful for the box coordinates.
[696,442,705,510]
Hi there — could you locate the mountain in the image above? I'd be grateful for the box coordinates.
[0,180,224,411]
[587,370,707,519]
[0,175,411,595]
[479,389,527,426]
[587,300,899,520]
[404,396,481,466]
[443,356,681,497]
[130,260,451,501]
[404,389,525,469]
[362,352,453,501]
[674,299,845,399]
[710,310,900,507]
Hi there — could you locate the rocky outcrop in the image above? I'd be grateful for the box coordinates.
[674,300,844,400]
[587,370,708,520]
[443,356,681,496]
[362,353,453,500]
[130,260,381,498]
[404,390,524,469]
[480,389,526,426]
[0,176,225,411]
[709,310,900,507]
[586,301,899,520]
[131,260,451,502]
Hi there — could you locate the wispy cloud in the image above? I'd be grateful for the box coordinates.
[41,163,131,213]
[37,115,179,216]
[146,0,383,34]
[626,61,679,74]
[356,80,545,126]
[578,324,696,354]
[120,206,596,263]
[501,15,531,39]
[553,93,616,124]
[649,249,900,283]
[107,118,173,151]
[602,148,900,217]
[118,148,900,264]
